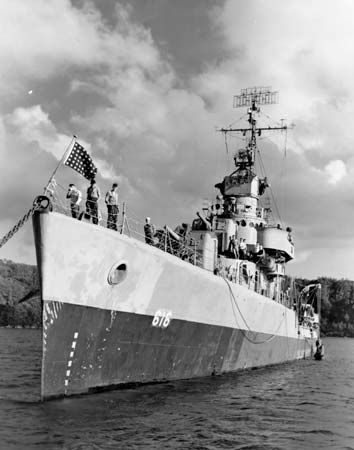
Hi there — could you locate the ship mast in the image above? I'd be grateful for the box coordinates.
[219,86,288,173]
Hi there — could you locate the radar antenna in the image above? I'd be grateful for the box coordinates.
[219,86,288,171]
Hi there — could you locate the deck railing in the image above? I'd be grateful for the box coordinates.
[48,186,204,268]
[47,184,296,311]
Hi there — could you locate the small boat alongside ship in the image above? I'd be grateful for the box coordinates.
[314,339,325,360]
[2,86,322,399]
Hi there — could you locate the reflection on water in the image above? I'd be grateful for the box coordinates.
[0,329,353,450]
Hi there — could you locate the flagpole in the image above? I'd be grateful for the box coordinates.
[43,135,77,195]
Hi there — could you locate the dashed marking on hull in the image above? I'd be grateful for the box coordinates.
[110,310,117,328]
[64,331,79,395]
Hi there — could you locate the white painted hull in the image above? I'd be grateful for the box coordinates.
[33,212,317,399]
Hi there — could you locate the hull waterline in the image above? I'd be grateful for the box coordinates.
[34,211,316,400]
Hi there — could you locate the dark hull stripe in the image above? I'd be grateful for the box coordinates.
[42,300,314,399]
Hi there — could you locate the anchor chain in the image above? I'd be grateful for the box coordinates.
[0,196,51,250]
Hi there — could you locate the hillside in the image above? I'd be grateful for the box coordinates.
[0,259,40,327]
[0,259,353,335]
[317,277,354,337]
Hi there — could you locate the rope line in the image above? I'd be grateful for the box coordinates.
[224,277,285,345]
[257,149,283,226]
[0,203,41,249]
[224,132,229,155]
[226,112,248,129]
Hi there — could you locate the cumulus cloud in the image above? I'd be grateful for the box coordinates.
[0,1,162,102]
[0,0,220,264]
[5,105,70,159]
[198,0,354,158]
[325,160,347,185]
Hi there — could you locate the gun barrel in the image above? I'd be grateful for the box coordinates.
[197,212,211,231]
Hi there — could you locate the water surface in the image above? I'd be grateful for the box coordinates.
[0,329,353,449]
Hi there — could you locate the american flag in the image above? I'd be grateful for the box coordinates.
[64,142,97,180]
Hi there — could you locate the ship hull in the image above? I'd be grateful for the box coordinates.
[33,212,316,400]
[42,300,312,399]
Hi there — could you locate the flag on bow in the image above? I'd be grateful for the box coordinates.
[64,141,97,180]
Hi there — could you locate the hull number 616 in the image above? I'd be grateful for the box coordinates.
[152,310,172,329]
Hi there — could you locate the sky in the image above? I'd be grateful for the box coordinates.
[1,0,354,279]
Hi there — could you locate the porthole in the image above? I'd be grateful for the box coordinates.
[241,220,246,227]
[108,262,128,285]
[249,222,254,227]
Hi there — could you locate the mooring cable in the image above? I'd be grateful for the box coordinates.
[224,277,286,345]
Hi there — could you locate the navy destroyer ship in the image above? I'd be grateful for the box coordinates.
[28,87,320,399]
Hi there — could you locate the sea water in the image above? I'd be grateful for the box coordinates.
[0,329,353,450]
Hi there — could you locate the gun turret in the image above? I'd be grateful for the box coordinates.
[196,212,212,231]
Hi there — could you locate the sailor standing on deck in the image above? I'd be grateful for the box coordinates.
[105,183,119,230]
[239,238,247,259]
[86,179,100,225]
[228,235,239,258]
[66,184,82,219]
[144,217,155,245]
